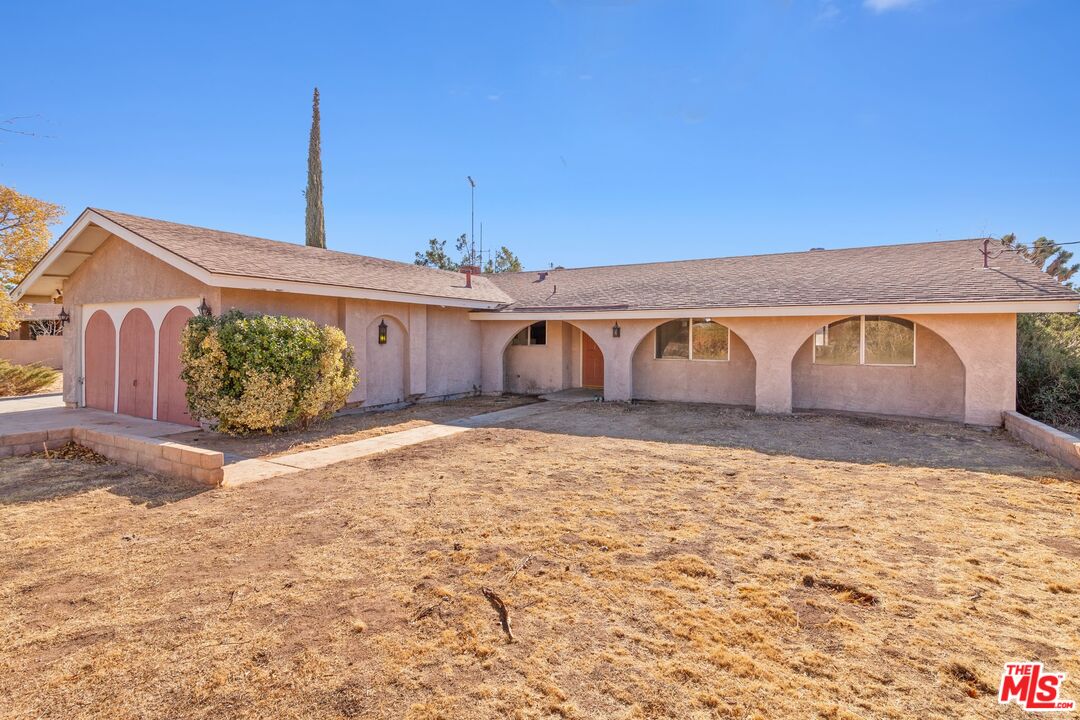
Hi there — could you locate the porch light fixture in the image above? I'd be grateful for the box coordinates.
[378,319,388,345]
[198,298,212,317]
[57,307,71,326]
[612,322,621,338]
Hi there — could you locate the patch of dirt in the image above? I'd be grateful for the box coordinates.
[167,395,537,459]
[1,402,1078,719]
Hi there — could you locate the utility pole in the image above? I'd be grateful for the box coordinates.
[466,176,476,266]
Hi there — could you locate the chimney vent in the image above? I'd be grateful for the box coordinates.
[461,264,480,289]
[538,271,548,281]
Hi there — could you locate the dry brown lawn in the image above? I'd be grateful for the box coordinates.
[1,402,1078,719]
[168,394,536,459]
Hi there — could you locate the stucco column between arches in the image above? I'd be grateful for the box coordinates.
[901,313,1016,426]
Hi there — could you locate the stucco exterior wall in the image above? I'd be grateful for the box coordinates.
[504,321,572,394]
[791,323,965,421]
[631,328,756,406]
[0,337,64,369]
[424,307,483,398]
[219,288,339,326]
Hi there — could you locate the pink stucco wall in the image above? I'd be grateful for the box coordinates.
[504,321,573,394]
[791,323,965,421]
[0,337,64,369]
[631,327,756,406]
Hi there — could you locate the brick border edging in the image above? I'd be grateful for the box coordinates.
[1003,411,1080,471]
[0,427,223,486]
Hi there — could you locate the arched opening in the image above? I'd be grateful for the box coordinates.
[157,305,196,425]
[118,308,155,419]
[791,315,965,421]
[629,319,756,406]
[365,314,409,406]
[84,310,116,411]
[499,321,606,396]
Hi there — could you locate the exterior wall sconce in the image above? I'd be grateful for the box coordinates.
[57,307,71,326]
[378,319,388,345]
[198,298,212,317]
[612,322,621,338]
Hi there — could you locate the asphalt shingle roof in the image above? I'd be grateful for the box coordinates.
[485,239,1080,311]
[91,209,512,304]
[88,210,1078,312]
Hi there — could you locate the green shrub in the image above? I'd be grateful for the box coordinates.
[0,359,58,397]
[180,310,358,434]
[1017,313,1080,432]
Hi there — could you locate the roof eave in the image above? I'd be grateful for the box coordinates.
[11,209,507,310]
[468,298,1080,320]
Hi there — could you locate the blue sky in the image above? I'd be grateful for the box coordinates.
[3,0,1078,269]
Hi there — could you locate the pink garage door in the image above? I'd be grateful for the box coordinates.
[117,309,155,419]
[84,310,116,411]
[157,306,196,426]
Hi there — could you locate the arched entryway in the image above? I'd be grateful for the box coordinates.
[581,332,604,389]
[117,308,155,419]
[628,318,756,406]
[84,310,116,411]
[790,315,965,421]
[157,305,196,425]
[365,315,409,406]
[499,321,605,396]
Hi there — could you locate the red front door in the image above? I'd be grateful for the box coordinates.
[582,333,604,389]
[117,309,155,419]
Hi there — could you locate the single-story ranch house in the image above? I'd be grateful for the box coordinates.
[12,208,1080,427]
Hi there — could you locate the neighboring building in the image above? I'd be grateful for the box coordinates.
[11,208,1080,427]
[0,302,64,369]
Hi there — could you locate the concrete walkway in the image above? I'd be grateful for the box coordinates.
[222,398,576,486]
[1,392,589,487]
[0,394,194,438]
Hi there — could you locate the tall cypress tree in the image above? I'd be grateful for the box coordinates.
[305,87,326,249]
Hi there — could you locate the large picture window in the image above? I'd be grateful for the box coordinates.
[510,321,547,346]
[655,319,730,361]
[813,316,915,366]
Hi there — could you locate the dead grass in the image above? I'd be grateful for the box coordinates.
[1,403,1078,719]
[168,394,537,459]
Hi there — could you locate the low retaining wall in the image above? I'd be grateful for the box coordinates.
[0,427,223,485]
[1003,411,1080,471]
[0,337,64,369]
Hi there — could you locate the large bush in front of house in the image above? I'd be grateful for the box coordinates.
[180,310,357,434]
[1016,313,1080,433]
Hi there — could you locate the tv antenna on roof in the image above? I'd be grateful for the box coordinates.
[466,176,477,266]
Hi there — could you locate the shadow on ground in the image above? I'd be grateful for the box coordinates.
[0,457,212,507]
[485,400,1074,478]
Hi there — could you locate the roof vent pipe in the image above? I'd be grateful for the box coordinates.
[461,264,480,289]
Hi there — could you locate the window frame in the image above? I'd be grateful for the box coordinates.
[812,315,917,367]
[653,319,730,363]
[511,321,548,347]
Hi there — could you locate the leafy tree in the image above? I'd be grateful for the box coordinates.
[414,234,466,271]
[1,186,64,334]
[1017,313,1080,433]
[305,87,326,249]
[414,234,521,273]
[485,246,523,273]
[1001,233,1077,286]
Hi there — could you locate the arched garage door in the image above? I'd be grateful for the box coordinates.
[117,309,155,419]
[84,310,116,411]
[157,306,196,425]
